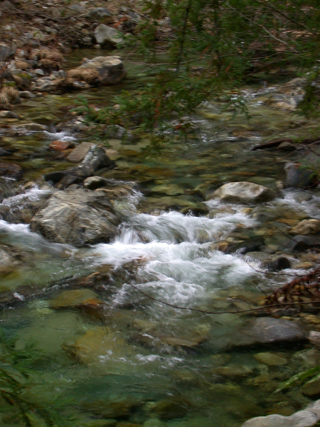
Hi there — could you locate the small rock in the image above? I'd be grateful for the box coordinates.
[49,140,75,151]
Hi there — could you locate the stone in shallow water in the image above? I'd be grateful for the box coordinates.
[69,326,134,369]
[49,289,100,309]
[229,317,307,349]
[253,352,287,366]
[208,181,276,204]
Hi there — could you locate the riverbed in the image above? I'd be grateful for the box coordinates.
[0,50,320,426]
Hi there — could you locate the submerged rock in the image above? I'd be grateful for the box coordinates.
[49,289,101,309]
[69,326,134,368]
[30,188,120,247]
[208,181,276,204]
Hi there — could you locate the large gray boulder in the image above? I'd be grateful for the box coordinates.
[208,181,276,204]
[30,188,120,247]
[230,317,307,349]
[94,24,124,47]
[243,399,320,426]
[77,56,126,85]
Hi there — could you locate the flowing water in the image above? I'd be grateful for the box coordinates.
[0,51,320,426]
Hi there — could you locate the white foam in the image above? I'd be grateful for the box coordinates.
[44,130,76,142]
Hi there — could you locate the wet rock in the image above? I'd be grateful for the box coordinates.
[49,289,101,309]
[285,162,316,189]
[253,352,287,366]
[94,25,124,47]
[83,176,110,190]
[290,220,320,235]
[0,162,22,179]
[66,142,95,163]
[70,326,134,367]
[45,144,115,187]
[242,399,320,427]
[0,187,52,223]
[49,140,75,151]
[77,56,126,85]
[289,235,320,252]
[261,256,292,272]
[30,188,120,247]
[208,182,276,204]
[231,317,307,349]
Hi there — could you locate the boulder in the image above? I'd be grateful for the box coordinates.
[242,399,320,427]
[77,56,126,85]
[231,317,307,349]
[208,182,276,204]
[30,188,120,247]
[94,25,124,47]
[285,162,316,189]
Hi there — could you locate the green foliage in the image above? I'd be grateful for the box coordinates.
[0,330,75,427]
[275,366,320,393]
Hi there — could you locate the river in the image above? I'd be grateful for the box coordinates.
[0,50,319,426]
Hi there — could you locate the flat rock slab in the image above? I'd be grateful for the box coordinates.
[231,317,307,349]
[66,142,95,163]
